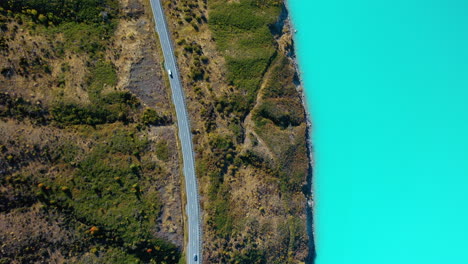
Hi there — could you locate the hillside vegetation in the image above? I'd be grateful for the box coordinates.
[0,1,184,263]
[163,0,311,263]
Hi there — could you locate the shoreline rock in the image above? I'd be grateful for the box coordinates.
[281,1,317,262]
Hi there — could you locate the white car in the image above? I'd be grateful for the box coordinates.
[168,69,173,78]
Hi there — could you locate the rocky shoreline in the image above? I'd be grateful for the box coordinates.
[282,1,317,261]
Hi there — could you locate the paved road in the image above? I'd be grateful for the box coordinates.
[148,0,202,263]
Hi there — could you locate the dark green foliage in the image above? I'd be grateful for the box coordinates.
[87,61,118,100]
[0,174,36,213]
[215,94,250,118]
[1,1,118,58]
[0,93,48,124]
[200,134,238,215]
[200,55,209,64]
[0,154,181,263]
[183,42,202,55]
[51,91,138,125]
[49,142,82,163]
[155,140,169,162]
[14,55,52,76]
[256,99,304,128]
[0,91,138,126]
[0,36,8,53]
[263,56,298,98]
[184,15,192,23]
[236,150,265,168]
[107,130,148,155]
[207,190,233,238]
[190,65,204,81]
[141,108,171,126]
[0,0,118,25]
[1,0,119,58]
[208,133,233,152]
[34,129,180,263]
[212,199,232,237]
[207,133,236,181]
[198,144,231,200]
[101,91,135,105]
[51,103,112,125]
[248,54,306,166]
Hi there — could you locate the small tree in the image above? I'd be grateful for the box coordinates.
[141,108,170,126]
[38,14,47,24]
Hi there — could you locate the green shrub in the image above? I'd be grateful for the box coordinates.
[87,61,118,100]
[0,0,119,25]
[263,56,298,98]
[200,55,209,64]
[49,142,81,163]
[208,133,233,152]
[51,90,139,126]
[108,130,148,155]
[256,99,304,128]
[0,93,48,123]
[209,194,233,238]
[51,103,111,125]
[183,15,192,22]
[190,66,204,81]
[156,141,169,161]
[101,91,139,107]
[40,138,181,263]
[141,108,171,126]
[37,13,47,24]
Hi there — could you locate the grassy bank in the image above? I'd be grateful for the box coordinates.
[209,0,281,116]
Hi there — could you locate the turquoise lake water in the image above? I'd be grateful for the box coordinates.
[288,0,468,263]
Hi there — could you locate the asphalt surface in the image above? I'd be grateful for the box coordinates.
[148,0,202,263]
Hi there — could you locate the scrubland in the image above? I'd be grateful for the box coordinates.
[0,1,184,263]
[162,0,311,263]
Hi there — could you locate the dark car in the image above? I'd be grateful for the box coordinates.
[193,254,198,261]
